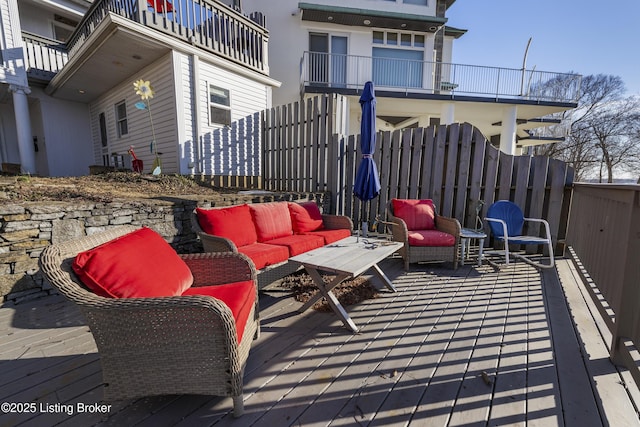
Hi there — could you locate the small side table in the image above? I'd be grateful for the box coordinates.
[460,228,487,266]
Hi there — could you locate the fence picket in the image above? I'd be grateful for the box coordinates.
[442,123,460,217]
[409,127,423,200]
[513,155,531,209]
[431,125,447,209]
[498,151,513,201]
[455,123,473,224]
[377,131,392,223]
[467,127,486,228]
[420,126,436,199]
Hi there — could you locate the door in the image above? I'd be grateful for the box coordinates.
[309,34,347,87]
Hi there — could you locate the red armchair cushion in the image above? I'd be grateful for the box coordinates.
[182,281,256,341]
[288,202,324,233]
[266,234,325,256]
[238,242,290,270]
[72,227,193,298]
[250,202,294,242]
[392,199,436,231]
[407,230,455,247]
[196,205,258,248]
[302,228,351,244]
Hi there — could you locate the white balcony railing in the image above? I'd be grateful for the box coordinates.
[301,51,581,104]
[22,32,68,79]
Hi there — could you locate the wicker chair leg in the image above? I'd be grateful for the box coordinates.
[232,395,244,417]
[404,258,410,271]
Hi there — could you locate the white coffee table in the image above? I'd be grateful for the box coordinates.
[289,236,402,332]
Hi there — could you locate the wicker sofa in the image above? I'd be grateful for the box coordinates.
[38,225,259,417]
[387,199,461,270]
[192,201,353,288]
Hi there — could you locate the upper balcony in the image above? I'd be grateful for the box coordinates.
[38,0,269,102]
[22,32,68,84]
[301,51,581,105]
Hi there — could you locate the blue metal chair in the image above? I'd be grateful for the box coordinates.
[485,200,555,269]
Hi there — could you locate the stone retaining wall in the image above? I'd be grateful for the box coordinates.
[0,192,328,303]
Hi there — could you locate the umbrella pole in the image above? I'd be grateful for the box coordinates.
[361,201,368,239]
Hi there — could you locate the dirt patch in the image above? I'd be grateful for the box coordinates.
[0,172,234,203]
[280,270,380,312]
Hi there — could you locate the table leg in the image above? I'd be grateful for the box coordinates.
[370,263,396,292]
[297,268,359,333]
[460,237,468,266]
[477,238,485,266]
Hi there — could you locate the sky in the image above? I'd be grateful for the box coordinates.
[446,0,640,96]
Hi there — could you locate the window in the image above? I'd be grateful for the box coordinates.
[115,101,128,137]
[370,31,425,88]
[52,14,77,42]
[99,113,107,147]
[373,47,424,88]
[209,85,231,126]
[372,31,425,49]
[403,0,428,4]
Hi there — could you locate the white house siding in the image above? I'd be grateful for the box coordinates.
[180,53,268,177]
[89,53,180,174]
[0,0,27,87]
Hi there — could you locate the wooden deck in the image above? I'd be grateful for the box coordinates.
[1,257,639,426]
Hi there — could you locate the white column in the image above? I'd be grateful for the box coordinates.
[9,85,36,174]
[500,105,518,155]
[440,102,455,125]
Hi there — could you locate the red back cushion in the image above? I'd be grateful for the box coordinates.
[72,227,193,298]
[196,205,258,247]
[392,199,436,231]
[249,202,293,242]
[288,202,324,233]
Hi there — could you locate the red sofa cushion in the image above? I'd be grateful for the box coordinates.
[392,199,436,231]
[407,230,455,247]
[266,234,325,256]
[238,242,290,270]
[302,228,351,244]
[288,202,324,233]
[250,202,293,242]
[72,227,193,298]
[182,281,256,341]
[196,205,258,248]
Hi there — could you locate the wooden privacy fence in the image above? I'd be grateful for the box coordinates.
[566,184,640,387]
[262,94,347,193]
[264,115,574,250]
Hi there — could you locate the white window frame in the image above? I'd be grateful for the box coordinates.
[208,84,232,126]
[115,100,128,138]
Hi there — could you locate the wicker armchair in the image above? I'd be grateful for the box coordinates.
[387,200,461,270]
[38,225,259,417]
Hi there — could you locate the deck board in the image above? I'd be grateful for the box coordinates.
[1,259,639,426]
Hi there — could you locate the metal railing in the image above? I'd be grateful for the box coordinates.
[21,32,68,80]
[301,51,581,103]
[566,183,640,387]
[66,0,268,74]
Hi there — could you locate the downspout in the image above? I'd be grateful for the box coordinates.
[191,53,203,176]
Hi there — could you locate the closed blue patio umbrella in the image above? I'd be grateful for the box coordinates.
[354,81,381,237]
